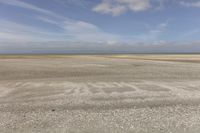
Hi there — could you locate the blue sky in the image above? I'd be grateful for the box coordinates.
[0,0,200,53]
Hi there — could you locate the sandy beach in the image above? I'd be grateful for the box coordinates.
[0,55,200,133]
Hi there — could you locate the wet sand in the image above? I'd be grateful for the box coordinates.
[0,55,200,133]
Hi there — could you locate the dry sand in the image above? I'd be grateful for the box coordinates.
[0,55,200,133]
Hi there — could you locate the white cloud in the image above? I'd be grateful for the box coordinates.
[63,21,100,33]
[93,1,126,16]
[180,1,200,8]
[118,0,151,11]
[93,0,151,16]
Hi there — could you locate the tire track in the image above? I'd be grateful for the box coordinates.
[0,81,200,108]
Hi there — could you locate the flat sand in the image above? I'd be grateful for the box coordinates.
[0,55,200,133]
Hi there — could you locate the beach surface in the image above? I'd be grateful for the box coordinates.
[0,55,200,133]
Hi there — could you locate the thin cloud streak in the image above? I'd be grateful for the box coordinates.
[0,19,71,42]
[0,0,66,19]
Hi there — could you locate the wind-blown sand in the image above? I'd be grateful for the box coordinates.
[0,55,200,133]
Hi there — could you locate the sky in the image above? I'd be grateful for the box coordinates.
[0,0,200,54]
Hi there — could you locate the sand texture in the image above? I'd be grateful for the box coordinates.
[0,55,200,133]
